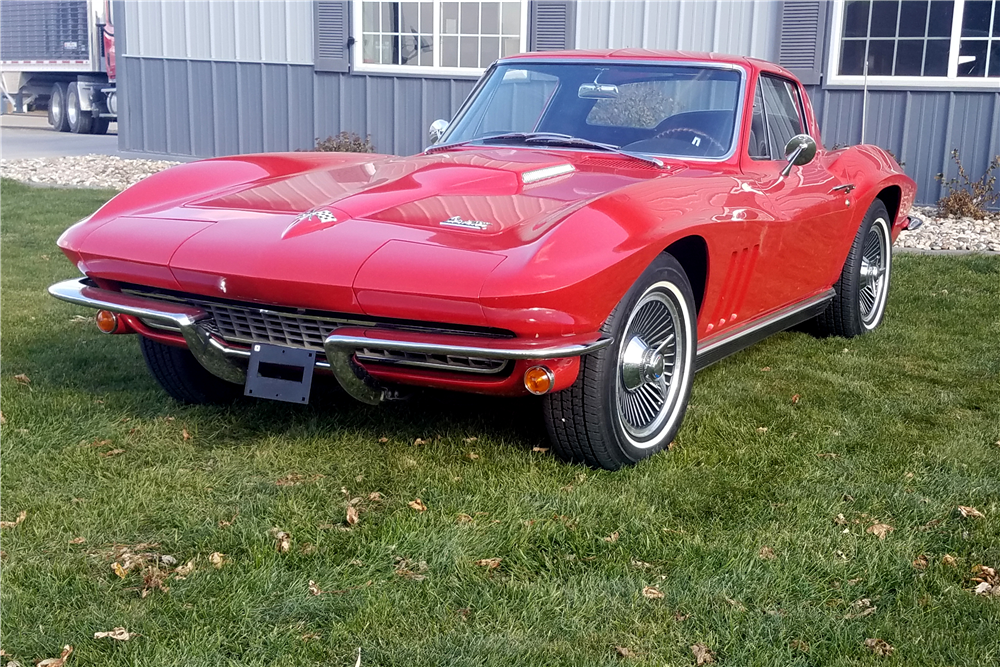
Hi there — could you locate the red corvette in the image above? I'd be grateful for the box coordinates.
[50,50,919,469]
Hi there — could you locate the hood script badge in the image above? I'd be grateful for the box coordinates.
[440,216,490,230]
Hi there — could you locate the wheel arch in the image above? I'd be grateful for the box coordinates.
[874,185,902,224]
[663,235,708,316]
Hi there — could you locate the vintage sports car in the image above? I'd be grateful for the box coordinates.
[50,50,920,470]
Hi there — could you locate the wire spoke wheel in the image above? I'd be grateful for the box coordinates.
[615,284,686,444]
[859,217,890,328]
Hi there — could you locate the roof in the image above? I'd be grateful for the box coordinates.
[502,49,752,66]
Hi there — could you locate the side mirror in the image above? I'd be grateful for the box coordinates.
[781,134,818,177]
[429,119,449,144]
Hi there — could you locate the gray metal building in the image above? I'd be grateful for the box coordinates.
[116,0,1000,205]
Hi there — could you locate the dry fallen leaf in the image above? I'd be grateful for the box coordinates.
[209,552,225,568]
[913,554,929,570]
[112,562,127,579]
[642,586,664,599]
[761,366,771,372]
[173,560,195,579]
[456,513,474,524]
[631,559,653,570]
[605,531,620,543]
[408,498,427,512]
[463,436,478,444]
[958,505,985,519]
[942,554,957,567]
[346,505,359,526]
[300,632,321,642]
[845,598,877,619]
[378,437,389,443]
[867,523,894,539]
[308,580,324,595]
[13,374,30,385]
[474,557,503,571]
[394,557,429,581]
[69,537,86,545]
[532,446,549,453]
[94,627,136,641]
[690,643,715,665]
[864,638,894,657]
[791,393,800,404]
[368,492,383,501]
[466,451,480,460]
[759,546,776,560]
[790,639,809,653]
[0,411,6,425]
[269,528,292,552]
[756,426,768,433]
[0,510,27,529]
[181,428,190,441]
[833,513,848,525]
[99,448,125,457]
[615,645,635,658]
[817,452,838,459]
[37,645,73,667]
[218,512,239,528]
[974,581,994,595]
[413,438,427,446]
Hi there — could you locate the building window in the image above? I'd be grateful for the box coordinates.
[356,1,526,74]
[830,0,1000,85]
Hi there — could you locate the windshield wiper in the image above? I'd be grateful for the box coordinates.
[428,132,664,168]
[516,133,665,168]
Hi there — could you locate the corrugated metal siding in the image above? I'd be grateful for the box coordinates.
[119,57,478,158]
[575,0,780,61]
[808,87,1000,205]
[124,0,312,64]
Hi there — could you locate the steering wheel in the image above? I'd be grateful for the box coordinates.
[653,127,727,154]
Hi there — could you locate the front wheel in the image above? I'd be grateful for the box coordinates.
[139,336,242,405]
[812,200,893,337]
[48,83,69,132]
[543,253,697,470]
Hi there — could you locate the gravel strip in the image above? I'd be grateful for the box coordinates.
[1,154,180,191]
[2,154,997,253]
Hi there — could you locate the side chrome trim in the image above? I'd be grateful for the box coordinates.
[48,278,247,384]
[695,289,835,370]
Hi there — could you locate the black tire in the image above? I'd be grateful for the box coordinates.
[48,83,69,132]
[67,84,93,134]
[139,336,242,405]
[812,200,893,337]
[543,253,697,470]
[90,116,110,135]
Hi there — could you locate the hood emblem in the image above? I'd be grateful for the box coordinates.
[440,216,490,231]
[292,208,337,225]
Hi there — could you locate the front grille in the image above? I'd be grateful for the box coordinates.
[122,286,512,376]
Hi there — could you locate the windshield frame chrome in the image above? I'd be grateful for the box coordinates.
[428,58,749,164]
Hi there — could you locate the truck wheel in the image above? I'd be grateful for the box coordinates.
[811,200,893,337]
[139,336,242,405]
[48,83,69,132]
[543,253,697,470]
[90,117,110,135]
[67,83,93,134]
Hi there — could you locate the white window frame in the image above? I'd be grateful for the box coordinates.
[351,0,529,77]
[827,0,1000,89]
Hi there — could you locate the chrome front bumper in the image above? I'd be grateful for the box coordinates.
[48,278,610,404]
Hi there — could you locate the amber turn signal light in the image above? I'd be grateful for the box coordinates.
[524,365,555,395]
[95,310,118,334]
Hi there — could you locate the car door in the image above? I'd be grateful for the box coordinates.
[740,74,852,311]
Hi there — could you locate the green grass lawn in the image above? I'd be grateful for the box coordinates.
[1,178,998,666]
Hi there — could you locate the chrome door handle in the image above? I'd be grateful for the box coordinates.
[831,183,856,193]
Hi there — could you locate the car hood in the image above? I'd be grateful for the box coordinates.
[66,148,672,325]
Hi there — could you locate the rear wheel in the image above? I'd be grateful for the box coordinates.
[67,84,93,134]
[139,336,242,404]
[90,116,110,135]
[813,200,893,337]
[543,253,697,470]
[48,83,69,132]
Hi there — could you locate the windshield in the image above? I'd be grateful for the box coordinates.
[441,61,744,159]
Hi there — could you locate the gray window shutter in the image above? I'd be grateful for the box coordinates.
[778,1,827,85]
[529,1,576,51]
[315,0,350,73]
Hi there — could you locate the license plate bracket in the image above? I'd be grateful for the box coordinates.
[244,343,315,404]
